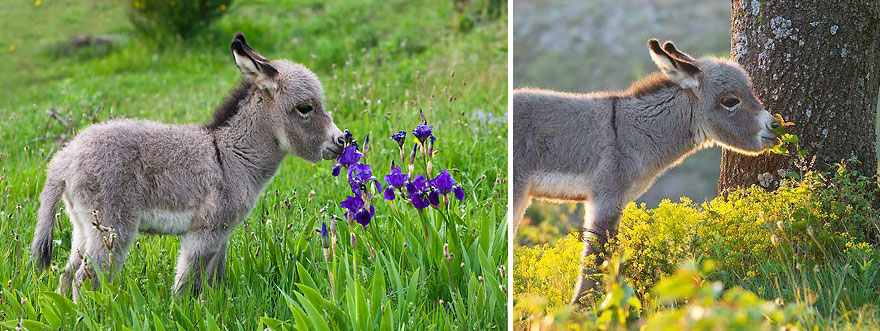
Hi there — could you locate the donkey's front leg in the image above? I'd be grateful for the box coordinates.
[571,193,625,305]
[174,231,229,297]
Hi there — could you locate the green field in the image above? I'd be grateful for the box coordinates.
[0,0,508,329]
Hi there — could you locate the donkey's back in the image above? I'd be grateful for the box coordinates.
[50,119,220,213]
[513,88,620,204]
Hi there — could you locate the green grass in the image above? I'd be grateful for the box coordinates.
[0,0,508,329]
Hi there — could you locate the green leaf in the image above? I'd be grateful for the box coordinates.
[406,267,421,306]
[479,211,493,254]
[260,317,287,331]
[369,267,386,325]
[205,313,220,331]
[152,312,167,331]
[128,278,146,308]
[294,283,348,327]
[281,290,311,330]
[294,291,331,331]
[296,261,318,290]
[170,302,193,330]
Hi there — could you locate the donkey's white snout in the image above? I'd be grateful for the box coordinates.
[321,126,345,160]
[758,111,779,134]
[757,111,780,149]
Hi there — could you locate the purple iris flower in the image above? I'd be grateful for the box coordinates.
[413,124,433,144]
[340,193,375,229]
[385,166,409,188]
[390,130,407,148]
[354,205,375,229]
[340,195,365,220]
[337,145,362,166]
[383,186,396,201]
[428,188,440,207]
[406,175,431,210]
[453,186,465,201]
[331,145,362,177]
[343,129,354,144]
[429,169,456,194]
[382,166,409,201]
[411,175,429,191]
[320,221,329,248]
[347,163,381,195]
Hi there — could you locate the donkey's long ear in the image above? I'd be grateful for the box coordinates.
[662,41,698,63]
[231,32,279,90]
[647,39,702,90]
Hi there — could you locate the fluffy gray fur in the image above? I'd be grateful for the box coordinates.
[31,33,345,302]
[513,39,781,304]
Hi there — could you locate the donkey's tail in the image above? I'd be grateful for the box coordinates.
[31,176,65,271]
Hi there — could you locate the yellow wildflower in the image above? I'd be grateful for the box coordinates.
[34,0,40,7]
[8,44,15,52]
[220,4,227,11]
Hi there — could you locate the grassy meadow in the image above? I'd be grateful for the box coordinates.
[0,0,508,329]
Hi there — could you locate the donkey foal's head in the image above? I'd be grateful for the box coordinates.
[647,39,780,154]
[229,32,345,162]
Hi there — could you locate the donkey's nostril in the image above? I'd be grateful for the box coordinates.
[771,120,781,129]
[335,136,345,146]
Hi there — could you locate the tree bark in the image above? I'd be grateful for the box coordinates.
[719,0,880,192]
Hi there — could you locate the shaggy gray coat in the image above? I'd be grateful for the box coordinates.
[513,39,780,304]
[31,33,345,301]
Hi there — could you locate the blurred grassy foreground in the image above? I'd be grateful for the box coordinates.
[0,0,508,329]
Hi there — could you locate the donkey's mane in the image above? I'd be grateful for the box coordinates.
[625,72,676,97]
[206,81,254,131]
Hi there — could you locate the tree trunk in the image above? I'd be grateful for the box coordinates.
[719,0,880,192]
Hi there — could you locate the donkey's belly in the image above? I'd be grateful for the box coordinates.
[139,209,194,235]
[531,172,591,202]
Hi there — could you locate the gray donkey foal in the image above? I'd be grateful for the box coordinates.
[31,33,345,301]
[513,39,781,304]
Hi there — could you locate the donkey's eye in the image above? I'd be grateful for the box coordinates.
[721,97,740,109]
[296,104,314,114]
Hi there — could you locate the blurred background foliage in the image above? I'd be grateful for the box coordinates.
[128,0,235,41]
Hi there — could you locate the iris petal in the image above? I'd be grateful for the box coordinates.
[453,186,465,201]
[430,169,456,194]
[384,166,409,188]
[337,145,362,166]
[428,189,440,207]
[383,186,395,201]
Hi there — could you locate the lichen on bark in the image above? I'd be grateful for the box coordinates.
[719,0,880,192]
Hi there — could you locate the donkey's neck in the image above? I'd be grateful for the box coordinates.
[620,87,708,177]
[211,94,287,188]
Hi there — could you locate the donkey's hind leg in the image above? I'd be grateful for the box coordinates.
[59,196,86,296]
[571,192,625,306]
[71,206,139,303]
[174,231,230,297]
